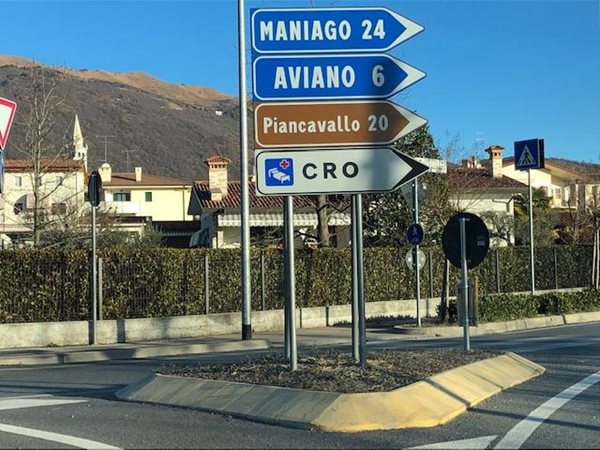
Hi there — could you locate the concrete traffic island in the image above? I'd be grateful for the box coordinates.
[116,352,545,432]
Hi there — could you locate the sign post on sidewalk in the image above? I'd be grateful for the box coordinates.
[514,138,545,295]
[88,171,103,345]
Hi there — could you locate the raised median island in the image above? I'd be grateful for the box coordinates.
[117,349,545,432]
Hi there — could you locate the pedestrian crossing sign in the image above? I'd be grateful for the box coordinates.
[514,139,545,171]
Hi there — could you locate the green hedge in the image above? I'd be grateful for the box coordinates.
[445,289,600,323]
[0,245,593,323]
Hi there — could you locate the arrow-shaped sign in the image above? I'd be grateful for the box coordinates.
[253,54,425,101]
[251,7,424,54]
[255,147,429,196]
[254,100,427,148]
[0,97,17,150]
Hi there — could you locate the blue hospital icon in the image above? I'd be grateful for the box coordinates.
[265,158,294,186]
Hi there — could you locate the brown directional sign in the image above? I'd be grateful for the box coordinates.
[254,100,427,148]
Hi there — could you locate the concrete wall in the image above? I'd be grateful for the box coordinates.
[0,287,588,349]
[0,298,440,349]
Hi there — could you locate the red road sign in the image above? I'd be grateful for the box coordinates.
[0,97,17,150]
[254,100,427,148]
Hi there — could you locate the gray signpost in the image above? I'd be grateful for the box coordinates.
[442,212,490,351]
[514,139,545,295]
[87,171,103,345]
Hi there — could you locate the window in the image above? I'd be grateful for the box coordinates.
[13,176,22,187]
[554,188,562,200]
[13,203,24,215]
[145,192,153,202]
[113,192,131,202]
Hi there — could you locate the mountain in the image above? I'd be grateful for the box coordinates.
[0,54,246,181]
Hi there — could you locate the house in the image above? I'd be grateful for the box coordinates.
[0,115,89,247]
[449,145,528,245]
[501,154,600,210]
[96,163,194,247]
[187,156,351,248]
[0,158,88,247]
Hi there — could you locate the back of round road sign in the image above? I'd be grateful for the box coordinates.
[442,212,490,269]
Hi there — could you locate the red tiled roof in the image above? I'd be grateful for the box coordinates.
[5,158,85,172]
[192,181,320,210]
[105,172,188,187]
[448,167,527,190]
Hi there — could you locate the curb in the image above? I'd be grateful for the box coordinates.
[0,339,272,366]
[394,311,600,337]
[117,352,545,432]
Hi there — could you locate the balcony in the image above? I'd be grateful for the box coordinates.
[102,201,141,215]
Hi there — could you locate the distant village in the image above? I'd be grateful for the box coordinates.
[2,112,599,250]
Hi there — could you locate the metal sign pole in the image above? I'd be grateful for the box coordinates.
[351,195,359,363]
[283,200,290,360]
[238,0,252,340]
[284,196,297,370]
[459,217,470,351]
[356,194,367,367]
[413,180,421,327]
[91,205,97,345]
[528,169,536,295]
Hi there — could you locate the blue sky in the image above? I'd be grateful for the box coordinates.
[2,0,599,163]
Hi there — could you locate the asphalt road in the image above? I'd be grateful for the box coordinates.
[0,322,598,449]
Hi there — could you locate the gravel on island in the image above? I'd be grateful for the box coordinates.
[160,348,500,393]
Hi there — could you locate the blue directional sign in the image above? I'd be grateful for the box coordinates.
[251,7,424,54]
[253,54,425,101]
[407,223,424,246]
[514,138,545,171]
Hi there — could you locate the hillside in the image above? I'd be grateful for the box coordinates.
[0,55,246,181]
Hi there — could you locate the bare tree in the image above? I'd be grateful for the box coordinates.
[9,65,84,246]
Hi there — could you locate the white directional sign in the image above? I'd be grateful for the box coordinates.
[0,97,17,150]
[255,147,429,196]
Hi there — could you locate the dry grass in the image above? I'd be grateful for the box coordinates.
[161,348,499,393]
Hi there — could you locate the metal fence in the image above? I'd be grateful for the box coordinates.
[0,245,593,323]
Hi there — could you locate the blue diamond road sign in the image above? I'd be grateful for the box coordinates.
[514,138,545,171]
[251,7,424,54]
[265,158,294,187]
[252,54,425,101]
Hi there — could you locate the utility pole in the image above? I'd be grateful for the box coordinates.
[96,135,115,163]
[121,149,138,172]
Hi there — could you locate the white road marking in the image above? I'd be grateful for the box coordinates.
[0,395,121,448]
[0,398,86,410]
[495,369,600,449]
[406,435,497,449]
[0,422,121,449]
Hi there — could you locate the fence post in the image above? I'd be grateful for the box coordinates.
[496,249,501,293]
[428,251,434,299]
[260,250,266,311]
[554,247,559,290]
[98,258,103,321]
[204,253,210,315]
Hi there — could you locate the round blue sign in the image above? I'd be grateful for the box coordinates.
[406,223,424,246]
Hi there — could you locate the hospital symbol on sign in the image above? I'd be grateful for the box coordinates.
[265,158,294,186]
